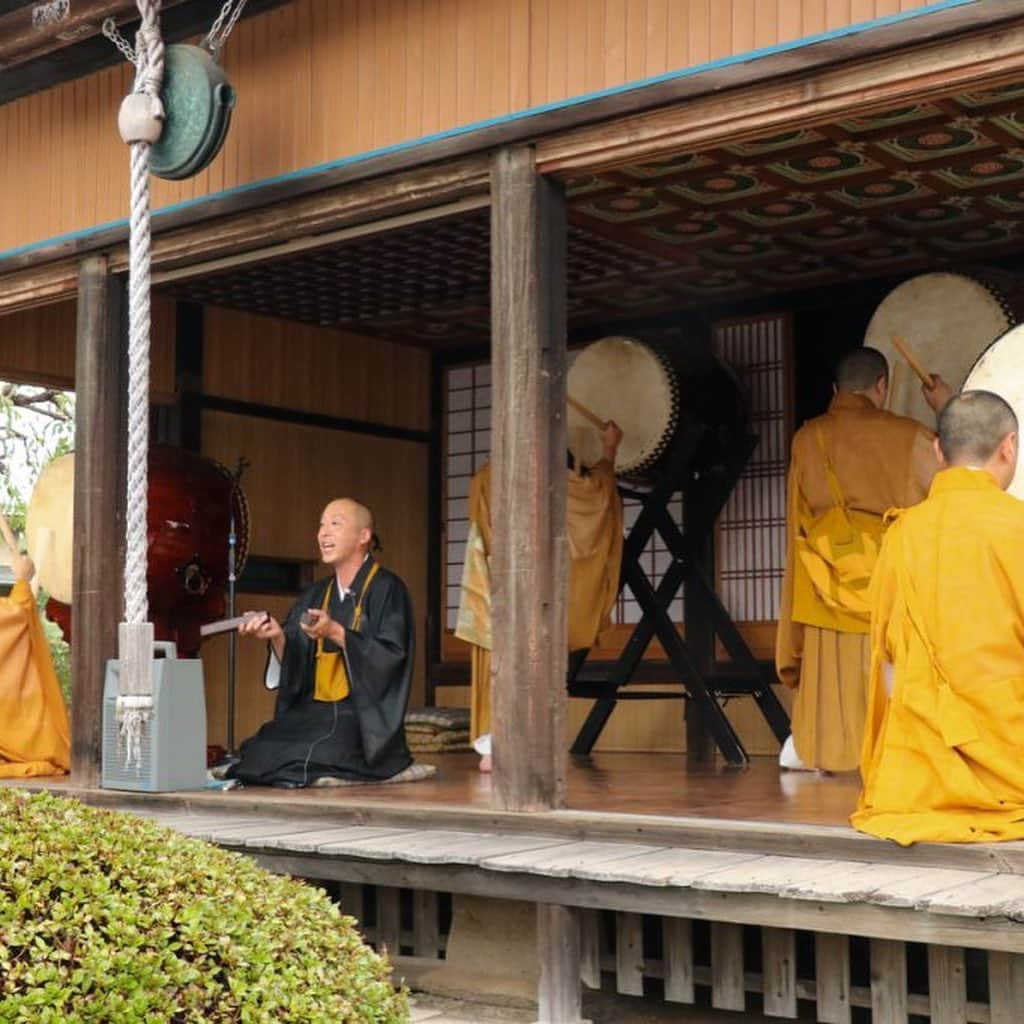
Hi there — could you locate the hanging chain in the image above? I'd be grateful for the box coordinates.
[104,0,248,66]
[102,17,138,65]
[201,0,249,57]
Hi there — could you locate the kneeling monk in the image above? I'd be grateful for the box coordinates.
[853,391,1024,844]
[0,548,70,779]
[229,499,414,787]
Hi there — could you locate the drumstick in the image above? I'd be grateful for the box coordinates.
[567,394,605,431]
[891,334,936,389]
[0,508,19,556]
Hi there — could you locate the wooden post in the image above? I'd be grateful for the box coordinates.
[536,904,589,1024]
[71,257,126,786]
[490,145,568,812]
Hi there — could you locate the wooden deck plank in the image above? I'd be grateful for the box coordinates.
[782,860,933,903]
[482,841,662,878]
[203,822,342,848]
[311,828,426,859]
[762,927,797,1018]
[250,825,411,852]
[710,922,745,1011]
[372,832,571,865]
[928,945,967,1024]
[572,848,763,887]
[918,873,1024,919]
[861,869,998,909]
[691,855,840,895]
[869,939,907,1023]
[170,816,292,841]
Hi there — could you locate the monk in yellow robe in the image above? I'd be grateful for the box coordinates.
[0,550,70,778]
[456,422,624,771]
[853,391,1024,844]
[776,348,949,772]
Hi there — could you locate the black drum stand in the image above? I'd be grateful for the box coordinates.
[568,423,791,767]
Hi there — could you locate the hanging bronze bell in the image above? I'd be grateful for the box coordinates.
[150,44,236,181]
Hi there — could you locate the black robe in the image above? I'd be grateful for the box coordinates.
[229,558,414,786]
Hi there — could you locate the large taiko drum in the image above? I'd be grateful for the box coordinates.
[567,336,747,483]
[25,447,249,654]
[963,324,1024,501]
[864,271,1024,426]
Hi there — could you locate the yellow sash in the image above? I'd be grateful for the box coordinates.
[313,564,380,702]
[792,424,886,634]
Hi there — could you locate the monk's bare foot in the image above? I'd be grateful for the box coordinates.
[478,755,492,774]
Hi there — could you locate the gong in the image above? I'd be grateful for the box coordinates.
[150,45,236,181]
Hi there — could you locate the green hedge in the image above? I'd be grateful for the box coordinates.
[0,791,408,1023]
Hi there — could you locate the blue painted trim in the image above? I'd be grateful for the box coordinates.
[1,0,979,264]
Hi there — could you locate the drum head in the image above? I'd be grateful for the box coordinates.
[963,323,1024,500]
[26,453,74,604]
[568,337,676,476]
[865,272,1015,427]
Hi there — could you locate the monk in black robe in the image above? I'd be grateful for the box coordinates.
[228,498,414,787]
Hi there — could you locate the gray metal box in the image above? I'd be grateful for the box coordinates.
[101,645,208,792]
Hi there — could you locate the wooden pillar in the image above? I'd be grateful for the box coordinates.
[71,256,126,786]
[536,904,589,1024]
[490,145,569,812]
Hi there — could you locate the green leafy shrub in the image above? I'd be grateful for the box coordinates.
[0,790,408,1023]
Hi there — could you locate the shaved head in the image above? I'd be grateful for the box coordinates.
[938,391,1018,466]
[836,347,889,393]
[318,498,376,570]
[330,498,374,535]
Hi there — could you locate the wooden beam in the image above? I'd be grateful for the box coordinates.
[536,904,586,1024]
[71,257,125,786]
[4,5,1023,278]
[0,1,185,69]
[489,145,568,813]
[537,16,1024,175]
[0,260,78,316]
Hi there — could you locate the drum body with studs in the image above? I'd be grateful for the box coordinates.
[864,270,1024,426]
[26,447,249,653]
[567,336,747,484]
[963,323,1024,501]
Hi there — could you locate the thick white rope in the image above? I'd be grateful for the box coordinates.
[116,0,165,765]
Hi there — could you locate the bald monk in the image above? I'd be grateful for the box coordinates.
[776,347,951,773]
[852,392,1024,844]
[457,422,624,771]
[228,498,415,787]
[0,549,70,778]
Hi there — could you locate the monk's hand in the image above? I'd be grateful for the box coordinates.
[602,419,623,462]
[239,611,282,641]
[922,373,953,414]
[12,553,34,583]
[300,608,345,647]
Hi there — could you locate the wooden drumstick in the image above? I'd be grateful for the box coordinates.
[567,394,605,431]
[891,334,936,390]
[0,507,19,556]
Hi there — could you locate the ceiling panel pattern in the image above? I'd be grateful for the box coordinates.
[168,84,1024,347]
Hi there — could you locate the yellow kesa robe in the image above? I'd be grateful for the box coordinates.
[852,468,1024,844]
[455,460,624,740]
[776,391,937,771]
[0,579,70,777]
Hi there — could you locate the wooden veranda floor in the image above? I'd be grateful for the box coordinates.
[9,754,861,827]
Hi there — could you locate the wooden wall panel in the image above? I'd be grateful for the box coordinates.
[200,409,430,723]
[202,306,430,429]
[0,0,938,253]
[0,295,175,396]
